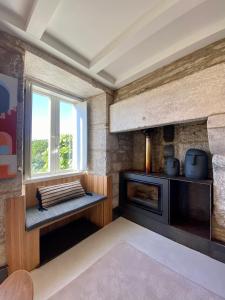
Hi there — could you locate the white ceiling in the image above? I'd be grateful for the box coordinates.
[0,0,225,90]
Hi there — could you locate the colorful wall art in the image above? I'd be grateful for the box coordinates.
[0,73,18,179]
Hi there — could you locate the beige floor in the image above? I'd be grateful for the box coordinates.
[31,217,225,300]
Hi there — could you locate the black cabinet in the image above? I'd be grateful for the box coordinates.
[120,171,212,239]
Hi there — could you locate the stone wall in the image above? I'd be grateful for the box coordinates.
[108,132,133,207]
[0,34,25,266]
[132,121,211,177]
[88,92,133,207]
[115,38,225,102]
[110,63,225,133]
[208,114,225,242]
[106,92,133,207]
[88,93,108,175]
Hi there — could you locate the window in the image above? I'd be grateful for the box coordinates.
[25,83,87,179]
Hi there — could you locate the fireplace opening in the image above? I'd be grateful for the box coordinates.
[132,121,212,178]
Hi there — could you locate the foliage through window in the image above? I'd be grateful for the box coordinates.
[27,84,87,178]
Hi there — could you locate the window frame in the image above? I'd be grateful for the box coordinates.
[24,80,87,180]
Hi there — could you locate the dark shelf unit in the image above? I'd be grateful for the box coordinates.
[169,178,212,240]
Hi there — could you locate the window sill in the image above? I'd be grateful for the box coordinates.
[23,170,87,184]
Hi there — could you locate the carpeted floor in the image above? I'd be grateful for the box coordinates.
[49,242,224,300]
[31,218,225,300]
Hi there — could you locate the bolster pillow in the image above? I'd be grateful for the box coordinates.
[36,180,85,209]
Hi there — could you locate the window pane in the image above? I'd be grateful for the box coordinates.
[59,101,75,170]
[31,92,51,175]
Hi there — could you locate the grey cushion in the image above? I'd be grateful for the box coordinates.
[26,193,106,231]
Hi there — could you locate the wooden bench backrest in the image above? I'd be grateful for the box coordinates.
[24,173,112,209]
[24,174,85,208]
[83,174,111,195]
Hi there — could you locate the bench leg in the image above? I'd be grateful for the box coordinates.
[24,229,40,271]
[87,203,104,227]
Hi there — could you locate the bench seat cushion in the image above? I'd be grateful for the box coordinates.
[26,193,106,231]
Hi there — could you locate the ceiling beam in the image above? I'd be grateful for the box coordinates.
[25,0,62,39]
[0,4,25,29]
[97,70,116,84]
[41,33,117,86]
[41,33,90,68]
[89,0,207,73]
[0,17,115,90]
[116,18,225,87]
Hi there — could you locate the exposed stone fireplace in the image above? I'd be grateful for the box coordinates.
[109,62,225,259]
[118,121,213,241]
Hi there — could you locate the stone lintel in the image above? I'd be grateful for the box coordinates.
[110,63,225,133]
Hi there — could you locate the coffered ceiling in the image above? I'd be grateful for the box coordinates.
[0,0,225,89]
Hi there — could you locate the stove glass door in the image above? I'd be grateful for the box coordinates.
[127,180,161,214]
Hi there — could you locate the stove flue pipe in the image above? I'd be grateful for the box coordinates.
[143,129,153,174]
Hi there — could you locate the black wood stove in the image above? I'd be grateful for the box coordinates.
[119,172,169,224]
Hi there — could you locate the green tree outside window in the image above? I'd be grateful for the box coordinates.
[32,134,73,174]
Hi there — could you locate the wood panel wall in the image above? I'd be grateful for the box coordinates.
[84,174,113,226]
[6,196,39,273]
[25,174,85,208]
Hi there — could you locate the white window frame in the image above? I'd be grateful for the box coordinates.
[24,81,87,180]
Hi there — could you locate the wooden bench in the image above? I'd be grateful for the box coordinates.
[6,173,112,274]
[26,193,106,231]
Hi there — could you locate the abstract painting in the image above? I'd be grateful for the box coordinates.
[0,73,18,179]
